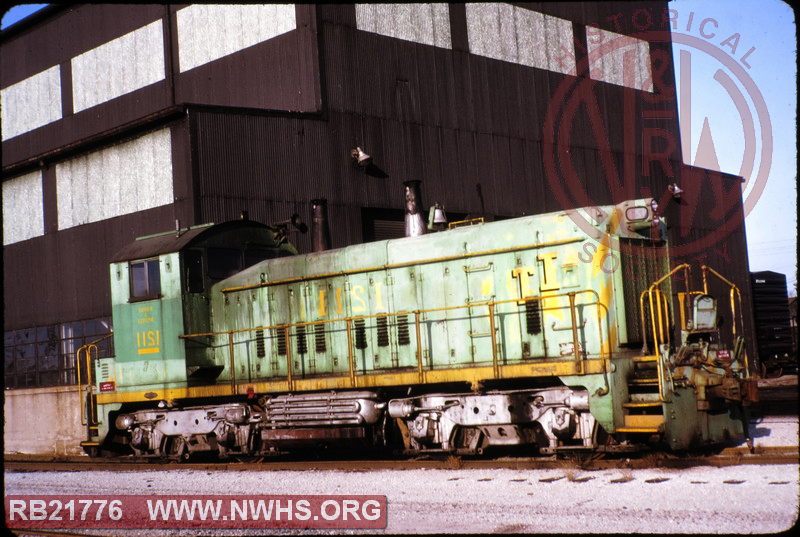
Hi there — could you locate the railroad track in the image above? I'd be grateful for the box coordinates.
[5,445,797,473]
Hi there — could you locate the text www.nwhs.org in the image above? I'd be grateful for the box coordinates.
[148,498,383,521]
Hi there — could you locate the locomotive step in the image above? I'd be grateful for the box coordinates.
[622,401,663,409]
[628,393,662,403]
[628,377,660,384]
[633,356,659,363]
[616,426,663,434]
[623,414,664,429]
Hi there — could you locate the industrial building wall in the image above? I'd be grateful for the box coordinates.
[4,387,87,455]
[189,2,681,234]
[1,4,321,170]
[1,1,684,331]
[2,3,321,337]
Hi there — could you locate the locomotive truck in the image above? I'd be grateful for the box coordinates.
[79,194,757,459]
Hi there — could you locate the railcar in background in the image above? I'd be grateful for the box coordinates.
[751,271,797,377]
[79,195,757,459]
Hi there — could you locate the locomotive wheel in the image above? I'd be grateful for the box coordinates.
[164,436,189,460]
[592,421,610,449]
[762,363,784,379]
[768,367,783,379]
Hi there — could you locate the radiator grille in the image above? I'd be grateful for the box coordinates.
[620,240,669,345]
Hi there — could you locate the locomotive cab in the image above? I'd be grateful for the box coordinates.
[106,220,296,388]
[90,220,296,455]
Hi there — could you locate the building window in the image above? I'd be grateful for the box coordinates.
[4,318,114,390]
[130,258,161,300]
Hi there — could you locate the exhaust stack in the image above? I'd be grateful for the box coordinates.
[403,180,426,237]
[311,198,332,252]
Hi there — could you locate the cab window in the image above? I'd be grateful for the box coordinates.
[207,248,242,280]
[184,250,204,293]
[130,259,161,300]
[244,248,277,267]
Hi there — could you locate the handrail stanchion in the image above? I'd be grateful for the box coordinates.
[284,325,293,392]
[567,293,582,374]
[228,332,237,395]
[489,303,499,379]
[77,343,100,426]
[414,311,424,384]
[77,345,88,426]
[346,319,356,388]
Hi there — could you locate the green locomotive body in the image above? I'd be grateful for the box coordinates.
[84,199,756,458]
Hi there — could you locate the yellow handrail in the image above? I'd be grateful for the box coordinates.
[701,265,745,341]
[76,344,97,426]
[77,334,114,428]
[701,265,750,377]
[179,289,610,391]
[638,264,693,403]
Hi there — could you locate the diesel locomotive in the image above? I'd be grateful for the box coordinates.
[79,192,758,459]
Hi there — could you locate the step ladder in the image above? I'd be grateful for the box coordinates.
[617,356,665,434]
[78,343,101,456]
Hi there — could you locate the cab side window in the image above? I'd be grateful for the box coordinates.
[184,250,205,293]
[244,248,277,267]
[207,248,242,280]
[130,258,161,300]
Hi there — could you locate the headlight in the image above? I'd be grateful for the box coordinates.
[625,207,649,221]
[115,414,135,430]
[650,199,658,213]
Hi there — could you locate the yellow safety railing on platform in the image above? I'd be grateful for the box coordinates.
[180,289,613,395]
[77,334,114,427]
[638,263,696,402]
[77,344,98,427]
[701,265,751,378]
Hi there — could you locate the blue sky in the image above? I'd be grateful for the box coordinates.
[670,0,796,294]
[3,2,797,294]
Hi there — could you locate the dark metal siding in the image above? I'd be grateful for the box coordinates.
[174,7,321,113]
[3,204,179,330]
[1,4,170,168]
[663,166,757,362]
[2,4,321,170]
[3,115,195,333]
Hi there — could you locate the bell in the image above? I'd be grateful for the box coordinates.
[427,202,448,231]
[351,147,372,167]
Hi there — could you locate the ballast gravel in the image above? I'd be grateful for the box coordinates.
[6,417,798,535]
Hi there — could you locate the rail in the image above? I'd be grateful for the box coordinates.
[701,265,751,378]
[638,262,753,401]
[638,263,695,402]
[180,289,612,393]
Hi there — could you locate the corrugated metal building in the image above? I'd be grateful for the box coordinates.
[2,3,757,451]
